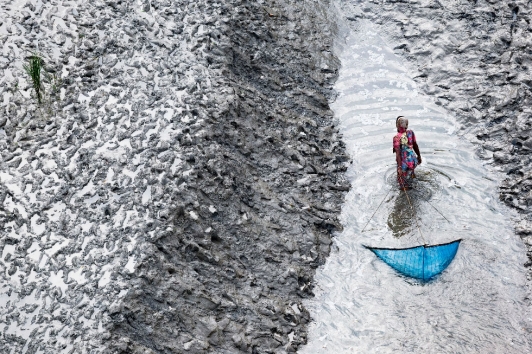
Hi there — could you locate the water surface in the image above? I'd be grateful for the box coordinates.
[301,21,531,354]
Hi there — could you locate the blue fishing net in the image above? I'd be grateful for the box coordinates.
[367,240,461,281]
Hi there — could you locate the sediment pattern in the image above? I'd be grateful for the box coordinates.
[0,0,347,353]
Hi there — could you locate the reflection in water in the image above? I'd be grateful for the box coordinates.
[301,19,532,354]
[387,190,415,238]
[387,168,444,239]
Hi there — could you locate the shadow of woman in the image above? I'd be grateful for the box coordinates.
[386,168,440,239]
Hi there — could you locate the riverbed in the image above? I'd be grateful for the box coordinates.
[301,19,532,353]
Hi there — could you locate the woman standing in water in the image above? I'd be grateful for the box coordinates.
[393,116,422,189]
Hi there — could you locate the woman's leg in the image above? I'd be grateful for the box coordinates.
[397,169,407,189]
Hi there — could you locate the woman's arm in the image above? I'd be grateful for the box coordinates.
[413,141,422,164]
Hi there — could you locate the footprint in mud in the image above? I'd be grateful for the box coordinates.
[385,166,448,238]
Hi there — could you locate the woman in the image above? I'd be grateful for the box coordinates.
[393,116,422,189]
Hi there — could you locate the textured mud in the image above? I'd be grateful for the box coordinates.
[3,0,532,352]
[0,0,347,353]
[336,0,532,274]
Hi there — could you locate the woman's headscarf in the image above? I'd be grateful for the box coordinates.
[396,116,408,133]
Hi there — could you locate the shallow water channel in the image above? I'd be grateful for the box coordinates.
[301,21,532,353]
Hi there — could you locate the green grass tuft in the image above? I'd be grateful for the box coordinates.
[23,54,45,105]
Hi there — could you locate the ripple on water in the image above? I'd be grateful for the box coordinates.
[301,19,532,354]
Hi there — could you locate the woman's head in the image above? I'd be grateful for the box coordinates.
[396,116,408,131]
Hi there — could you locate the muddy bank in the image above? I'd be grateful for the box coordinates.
[336,0,532,270]
[108,1,349,353]
[0,0,346,352]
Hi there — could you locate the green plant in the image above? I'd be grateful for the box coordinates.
[23,54,45,104]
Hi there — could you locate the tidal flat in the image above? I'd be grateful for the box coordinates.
[0,0,531,353]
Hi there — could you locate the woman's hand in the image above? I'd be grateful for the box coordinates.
[418,155,422,164]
